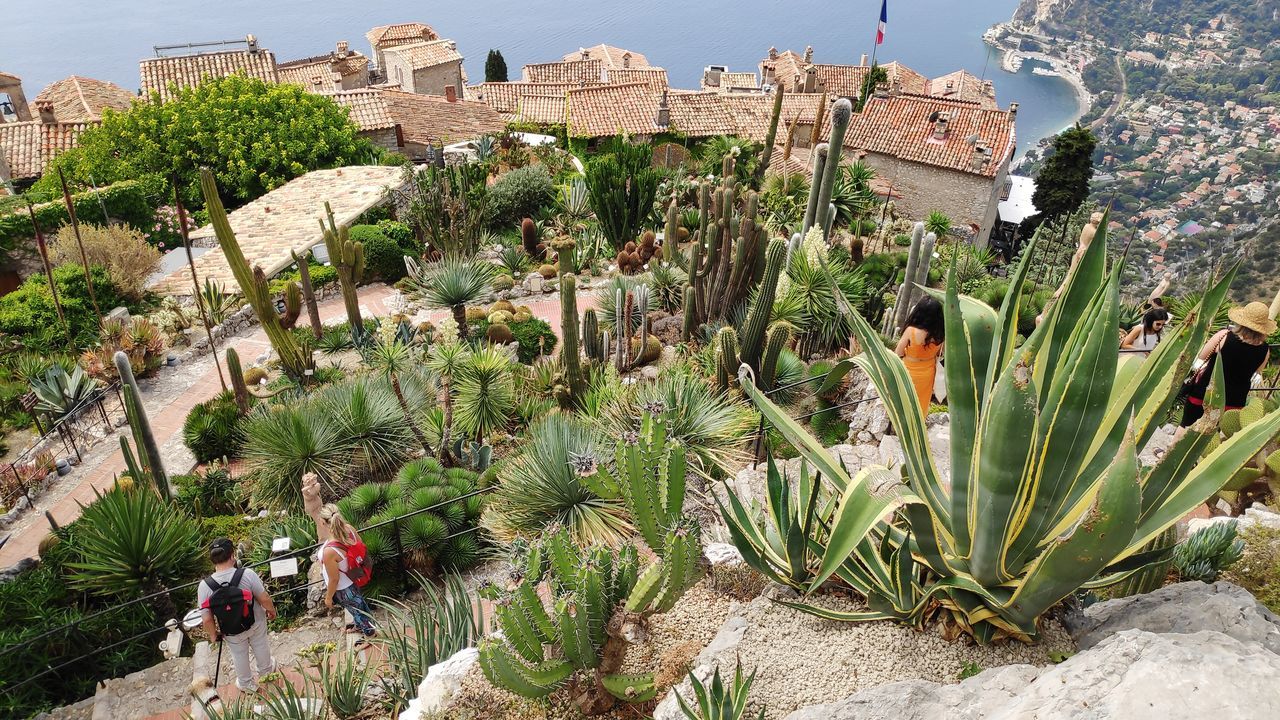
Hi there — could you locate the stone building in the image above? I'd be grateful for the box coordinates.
[139,36,278,102]
[562,45,650,71]
[700,66,760,93]
[0,73,125,189]
[0,72,32,123]
[322,88,504,160]
[837,93,1018,247]
[277,41,370,92]
[381,39,465,97]
[365,22,439,73]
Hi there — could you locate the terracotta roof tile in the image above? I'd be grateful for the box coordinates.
[667,92,738,137]
[882,62,929,95]
[0,120,94,180]
[929,70,997,108]
[562,45,650,70]
[381,89,506,144]
[32,76,134,122]
[839,94,1015,177]
[666,91,831,140]
[320,89,397,131]
[566,83,661,138]
[468,82,583,116]
[511,94,568,125]
[365,23,439,48]
[812,65,869,96]
[710,71,759,91]
[139,50,278,103]
[277,51,369,89]
[523,59,604,84]
[606,67,668,90]
[383,40,462,71]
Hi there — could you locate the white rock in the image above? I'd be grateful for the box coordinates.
[703,543,743,567]
[398,647,479,720]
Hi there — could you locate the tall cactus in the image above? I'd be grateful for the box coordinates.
[715,327,740,392]
[114,351,169,500]
[559,274,583,402]
[754,84,786,183]
[802,144,829,236]
[892,223,937,335]
[321,201,365,334]
[280,280,301,330]
[760,322,792,392]
[582,309,604,363]
[683,157,768,327]
[631,285,650,370]
[226,347,250,414]
[813,99,853,235]
[738,239,786,370]
[681,286,696,343]
[199,168,312,380]
[291,249,323,338]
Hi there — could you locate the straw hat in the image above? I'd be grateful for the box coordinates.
[1228,301,1277,335]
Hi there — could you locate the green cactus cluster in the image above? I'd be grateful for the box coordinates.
[199,168,313,381]
[321,201,366,333]
[683,158,767,331]
[290,248,323,338]
[706,238,790,392]
[1173,521,1244,582]
[583,309,605,363]
[115,351,169,500]
[1210,396,1280,511]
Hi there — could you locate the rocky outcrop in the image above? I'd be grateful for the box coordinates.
[398,648,479,720]
[1068,580,1280,655]
[784,629,1280,720]
[1188,503,1280,536]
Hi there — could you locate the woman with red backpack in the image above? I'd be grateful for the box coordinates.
[316,504,376,644]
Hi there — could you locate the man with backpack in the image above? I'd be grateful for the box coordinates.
[199,538,278,692]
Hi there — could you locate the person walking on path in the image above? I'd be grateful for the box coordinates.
[1122,307,1170,356]
[316,504,377,645]
[199,538,278,693]
[1180,301,1273,428]
[895,296,945,416]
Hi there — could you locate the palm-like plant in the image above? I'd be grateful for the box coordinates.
[322,377,419,478]
[482,413,633,545]
[734,218,1280,643]
[240,402,353,512]
[453,345,516,441]
[66,486,203,617]
[777,249,870,356]
[425,340,472,461]
[402,257,496,339]
[362,334,432,453]
[596,276,650,335]
[924,210,953,238]
[831,162,877,227]
[675,660,764,720]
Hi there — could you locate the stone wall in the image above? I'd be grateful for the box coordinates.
[383,57,463,97]
[855,151,1008,247]
[362,126,400,154]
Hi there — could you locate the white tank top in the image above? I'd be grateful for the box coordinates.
[1132,330,1160,352]
[316,541,353,591]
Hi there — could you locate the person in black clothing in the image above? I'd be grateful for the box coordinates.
[1180,301,1273,428]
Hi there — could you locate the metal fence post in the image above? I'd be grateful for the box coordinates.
[391,515,410,594]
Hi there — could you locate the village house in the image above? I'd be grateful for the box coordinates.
[322,87,504,160]
[365,22,439,75]
[139,36,278,102]
[563,45,650,71]
[276,41,370,92]
[700,66,760,93]
[380,39,466,98]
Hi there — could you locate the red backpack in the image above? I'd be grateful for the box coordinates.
[330,536,371,588]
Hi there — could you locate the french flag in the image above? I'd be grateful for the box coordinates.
[876,0,888,45]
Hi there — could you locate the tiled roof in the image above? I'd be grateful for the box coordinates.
[32,76,134,122]
[760,49,808,87]
[882,62,929,95]
[929,70,997,108]
[365,23,439,48]
[523,59,604,84]
[665,91,831,140]
[511,94,568,125]
[607,67,668,90]
[0,120,94,180]
[468,82,583,116]
[321,88,397,131]
[760,50,929,97]
[839,94,1016,178]
[667,92,739,137]
[277,52,369,88]
[812,65,869,97]
[139,50,278,103]
[381,89,506,144]
[383,40,462,70]
[566,83,662,138]
[562,45,650,70]
[152,166,407,295]
[720,71,759,90]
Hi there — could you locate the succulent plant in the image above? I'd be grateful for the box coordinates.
[321,201,366,334]
[890,222,937,336]
[1173,521,1244,583]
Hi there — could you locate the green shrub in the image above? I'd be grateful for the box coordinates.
[508,317,557,363]
[269,261,337,296]
[351,225,408,282]
[182,392,245,463]
[174,464,244,517]
[376,219,415,247]
[486,165,554,229]
[197,513,259,546]
[0,264,129,354]
[0,180,156,253]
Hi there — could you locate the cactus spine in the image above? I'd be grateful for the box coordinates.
[199,168,312,380]
[716,327,740,392]
[754,84,785,183]
[892,223,937,335]
[226,347,249,413]
[291,249,322,338]
[582,309,604,362]
[115,351,169,500]
[321,202,365,334]
[560,274,583,402]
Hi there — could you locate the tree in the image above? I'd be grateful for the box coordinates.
[1031,124,1098,225]
[485,50,509,83]
[34,75,378,210]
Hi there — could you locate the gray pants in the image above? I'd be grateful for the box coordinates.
[223,621,275,692]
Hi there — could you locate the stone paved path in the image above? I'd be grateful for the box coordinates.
[1,284,594,568]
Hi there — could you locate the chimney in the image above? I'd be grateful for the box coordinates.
[891,77,902,96]
[803,66,817,94]
[792,73,801,93]
[768,46,778,60]
[580,48,590,61]
[873,81,890,98]
[945,80,955,93]
[447,40,457,51]
[803,45,814,63]
[860,53,868,66]
[982,80,995,97]
[970,143,992,172]
[707,66,723,87]
[35,99,55,124]
[622,52,632,69]
[763,63,775,85]
[246,34,259,53]
[332,72,343,91]
[444,85,457,102]
[932,111,951,139]
[311,76,325,90]
[336,40,349,57]
[656,90,670,127]
[1009,102,1019,118]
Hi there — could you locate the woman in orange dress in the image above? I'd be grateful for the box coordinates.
[895,297,945,415]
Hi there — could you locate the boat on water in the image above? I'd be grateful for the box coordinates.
[1032,67,1060,77]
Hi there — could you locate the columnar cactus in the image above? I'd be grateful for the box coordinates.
[280,280,302,330]
[199,168,312,380]
[738,239,786,370]
[802,143,829,236]
[760,322,792,392]
[683,157,768,328]
[290,249,323,338]
[559,274,583,403]
[321,202,365,333]
[521,218,541,259]
[753,84,786,183]
[114,350,169,500]
[716,327,740,392]
[891,222,937,335]
[681,285,696,343]
[813,99,853,236]
[583,309,604,363]
[226,347,249,414]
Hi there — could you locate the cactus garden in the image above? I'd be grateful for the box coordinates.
[3,76,1280,720]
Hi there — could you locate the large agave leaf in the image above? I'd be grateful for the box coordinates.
[809,466,911,590]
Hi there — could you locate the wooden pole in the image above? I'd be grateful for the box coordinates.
[26,202,72,345]
[173,179,227,391]
[58,169,103,326]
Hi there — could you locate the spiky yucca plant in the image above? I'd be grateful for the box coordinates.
[402,257,496,339]
[735,215,1280,643]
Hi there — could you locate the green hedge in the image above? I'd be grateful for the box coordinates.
[0,264,130,354]
[0,180,156,253]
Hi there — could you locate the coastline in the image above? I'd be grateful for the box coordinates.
[985,22,1093,129]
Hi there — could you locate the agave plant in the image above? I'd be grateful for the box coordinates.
[402,257,496,339]
[30,364,100,420]
[374,573,485,709]
[675,660,765,720]
[830,162,877,227]
[734,217,1280,643]
[316,648,372,718]
[200,277,241,326]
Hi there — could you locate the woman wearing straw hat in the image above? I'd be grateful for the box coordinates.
[1180,301,1274,428]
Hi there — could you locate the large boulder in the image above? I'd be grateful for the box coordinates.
[784,630,1280,720]
[1069,581,1280,655]
[397,647,479,720]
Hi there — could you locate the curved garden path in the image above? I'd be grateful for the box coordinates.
[0,284,590,569]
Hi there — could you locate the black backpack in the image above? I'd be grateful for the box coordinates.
[203,568,255,636]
